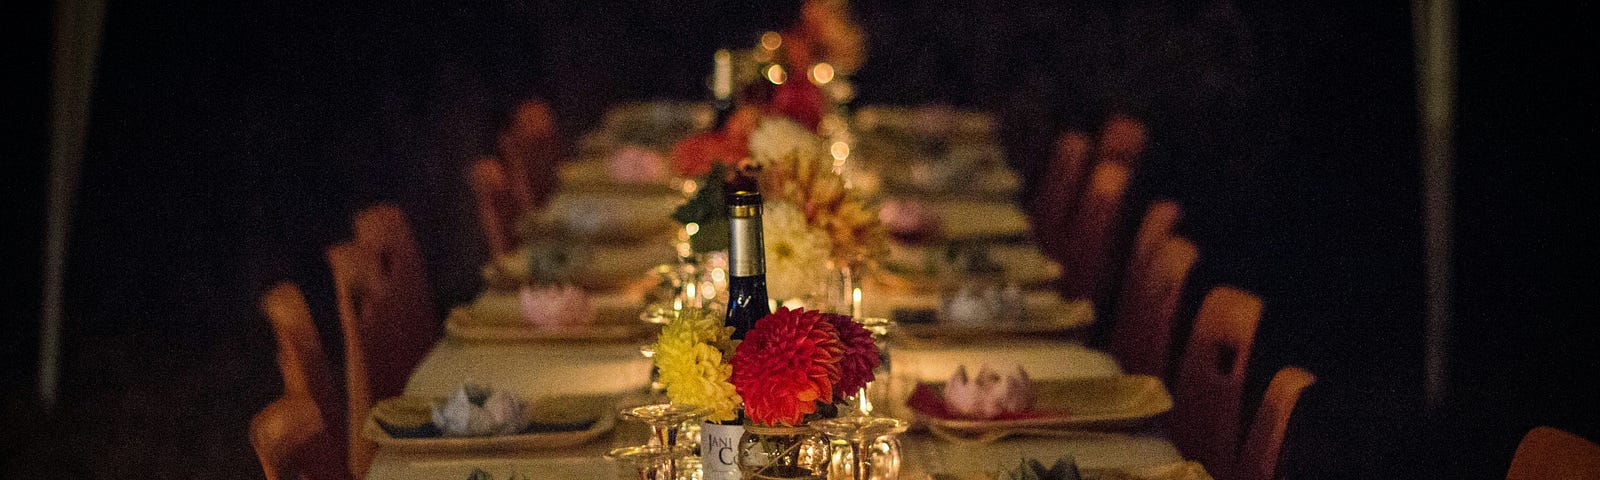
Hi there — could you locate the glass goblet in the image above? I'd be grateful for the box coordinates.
[607,445,694,480]
[810,416,908,480]
[620,403,710,478]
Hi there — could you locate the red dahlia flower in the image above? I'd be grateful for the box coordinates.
[730,307,844,426]
[825,314,879,402]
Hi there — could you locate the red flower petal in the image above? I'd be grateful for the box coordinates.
[730,307,845,425]
[825,314,879,401]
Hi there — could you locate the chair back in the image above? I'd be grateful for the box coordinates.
[1095,113,1148,166]
[469,156,524,257]
[1129,201,1182,276]
[1168,286,1263,478]
[1237,367,1316,480]
[1058,161,1131,302]
[498,99,559,209]
[1110,236,1198,378]
[261,283,344,457]
[250,395,347,480]
[1506,426,1600,480]
[328,204,437,478]
[1031,131,1092,264]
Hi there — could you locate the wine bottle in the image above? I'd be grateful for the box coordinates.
[701,189,768,480]
[723,189,771,340]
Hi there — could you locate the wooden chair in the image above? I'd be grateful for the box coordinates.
[1031,131,1093,264]
[328,204,438,478]
[1109,236,1198,379]
[1506,426,1600,480]
[1129,201,1182,276]
[498,99,559,209]
[1095,113,1148,167]
[1236,367,1316,480]
[1167,286,1264,479]
[251,394,345,480]
[1057,161,1132,303]
[260,283,345,466]
[469,156,525,257]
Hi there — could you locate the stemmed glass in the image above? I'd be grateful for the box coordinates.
[618,403,709,480]
[606,444,694,480]
[809,416,908,480]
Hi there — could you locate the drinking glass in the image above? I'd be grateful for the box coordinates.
[809,416,908,480]
[620,404,710,480]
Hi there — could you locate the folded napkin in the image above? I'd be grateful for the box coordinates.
[906,365,1051,421]
[370,389,602,439]
[607,145,670,184]
[1003,456,1082,480]
[518,285,596,327]
[431,385,530,437]
[879,198,943,242]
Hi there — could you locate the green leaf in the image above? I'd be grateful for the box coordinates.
[672,163,731,253]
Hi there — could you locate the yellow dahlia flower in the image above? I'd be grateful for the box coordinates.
[652,309,742,421]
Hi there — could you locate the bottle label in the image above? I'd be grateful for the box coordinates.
[729,216,764,276]
[700,421,744,476]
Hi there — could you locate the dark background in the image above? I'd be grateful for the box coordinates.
[3,0,1595,478]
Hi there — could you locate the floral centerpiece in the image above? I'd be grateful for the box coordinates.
[671,115,887,304]
[651,306,880,427]
[650,308,742,422]
[728,307,880,426]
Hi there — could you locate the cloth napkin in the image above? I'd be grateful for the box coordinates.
[431,385,530,437]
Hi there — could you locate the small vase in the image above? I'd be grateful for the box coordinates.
[738,423,829,479]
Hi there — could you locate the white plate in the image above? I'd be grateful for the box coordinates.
[363,395,617,453]
[484,241,672,292]
[931,200,1032,240]
[444,291,652,343]
[542,192,682,243]
[861,289,1093,337]
[881,243,1061,290]
[912,375,1172,435]
[557,159,681,195]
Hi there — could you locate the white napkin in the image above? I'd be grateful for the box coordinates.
[431,385,530,437]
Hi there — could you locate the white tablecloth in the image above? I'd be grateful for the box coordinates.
[365,336,1181,480]
[402,340,654,399]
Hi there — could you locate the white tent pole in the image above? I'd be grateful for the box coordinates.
[1413,0,1456,414]
[41,0,108,408]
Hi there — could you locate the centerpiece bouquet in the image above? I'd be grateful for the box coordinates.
[650,306,879,426]
[671,114,887,307]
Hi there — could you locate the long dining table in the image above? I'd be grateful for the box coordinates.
[364,336,1186,479]
[361,102,1200,479]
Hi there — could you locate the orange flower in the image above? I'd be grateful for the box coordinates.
[730,307,844,426]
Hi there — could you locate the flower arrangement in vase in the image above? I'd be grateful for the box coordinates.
[724,307,881,478]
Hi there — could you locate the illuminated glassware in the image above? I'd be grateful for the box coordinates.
[620,403,710,480]
[737,423,830,479]
[607,445,695,480]
[809,416,908,480]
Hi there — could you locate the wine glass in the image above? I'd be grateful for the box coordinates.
[606,445,694,480]
[620,403,710,479]
[810,416,908,480]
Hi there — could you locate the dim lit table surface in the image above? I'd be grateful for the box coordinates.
[363,338,1185,479]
